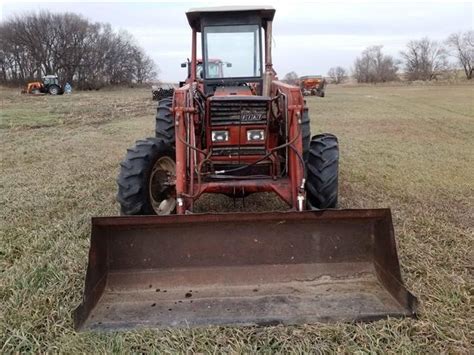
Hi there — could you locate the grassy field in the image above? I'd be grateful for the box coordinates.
[1,84,473,352]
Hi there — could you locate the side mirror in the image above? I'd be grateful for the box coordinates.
[181,62,187,68]
[226,62,232,68]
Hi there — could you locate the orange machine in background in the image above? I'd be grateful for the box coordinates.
[300,75,326,97]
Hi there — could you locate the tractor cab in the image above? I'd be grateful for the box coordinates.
[200,58,230,79]
[186,6,275,95]
[180,58,229,86]
[41,75,63,95]
[43,75,60,86]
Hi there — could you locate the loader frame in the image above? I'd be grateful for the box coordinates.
[173,8,305,214]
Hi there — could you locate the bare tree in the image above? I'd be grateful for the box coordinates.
[327,66,347,84]
[446,31,473,80]
[400,38,448,81]
[283,71,299,85]
[0,11,157,88]
[353,46,399,83]
[133,47,158,83]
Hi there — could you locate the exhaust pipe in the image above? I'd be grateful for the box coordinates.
[74,209,417,331]
[262,20,273,97]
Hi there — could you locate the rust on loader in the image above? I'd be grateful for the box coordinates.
[74,209,417,331]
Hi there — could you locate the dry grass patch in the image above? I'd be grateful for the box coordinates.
[0,86,154,129]
[1,84,473,352]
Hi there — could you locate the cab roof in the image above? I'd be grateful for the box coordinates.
[186,6,275,31]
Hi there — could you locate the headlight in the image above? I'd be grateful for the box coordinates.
[211,130,229,142]
[247,129,265,141]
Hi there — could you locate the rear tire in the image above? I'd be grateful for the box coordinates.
[48,85,60,95]
[155,97,175,146]
[305,133,339,209]
[117,138,176,215]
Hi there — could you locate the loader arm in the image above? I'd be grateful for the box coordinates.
[271,80,306,208]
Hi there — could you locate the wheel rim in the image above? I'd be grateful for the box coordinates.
[149,156,176,215]
[50,87,58,95]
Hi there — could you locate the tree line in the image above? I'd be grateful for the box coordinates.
[285,31,473,85]
[0,11,157,89]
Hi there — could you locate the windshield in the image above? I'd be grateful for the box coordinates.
[204,25,261,79]
[207,61,222,78]
[44,77,58,85]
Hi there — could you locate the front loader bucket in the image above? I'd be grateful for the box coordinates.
[74,209,417,331]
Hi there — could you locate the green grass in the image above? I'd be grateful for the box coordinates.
[1,84,473,352]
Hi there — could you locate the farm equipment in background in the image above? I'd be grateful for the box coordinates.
[300,75,326,97]
[181,58,230,84]
[22,75,64,95]
[75,6,417,331]
[153,59,230,101]
[152,83,176,101]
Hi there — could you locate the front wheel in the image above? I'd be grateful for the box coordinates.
[117,138,176,215]
[305,133,339,209]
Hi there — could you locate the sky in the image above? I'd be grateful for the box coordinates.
[1,0,473,82]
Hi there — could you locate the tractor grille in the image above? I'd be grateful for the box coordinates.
[209,98,268,126]
[212,146,266,156]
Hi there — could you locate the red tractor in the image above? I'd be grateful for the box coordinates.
[152,59,230,101]
[75,6,416,331]
[118,9,336,215]
[181,58,231,82]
